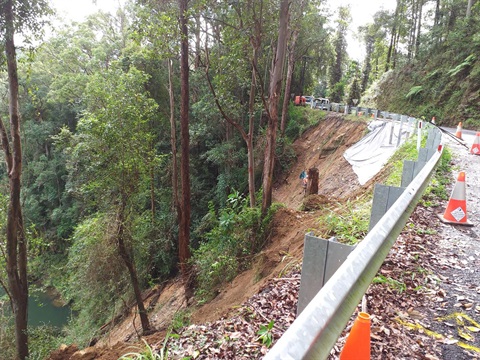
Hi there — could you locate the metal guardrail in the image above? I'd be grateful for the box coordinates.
[316,101,406,122]
[264,126,443,360]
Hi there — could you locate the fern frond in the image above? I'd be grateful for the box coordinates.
[405,85,423,99]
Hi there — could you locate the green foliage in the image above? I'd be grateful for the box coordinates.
[5,0,478,353]
[405,86,423,100]
[318,200,369,245]
[61,213,131,346]
[171,309,191,333]
[256,320,275,348]
[447,54,476,77]
[0,311,15,360]
[328,81,345,103]
[425,69,441,81]
[372,17,480,126]
[28,325,64,360]
[131,212,177,284]
[421,147,452,207]
[384,138,419,187]
[193,192,282,302]
[119,339,166,360]
[274,137,297,179]
[373,274,406,294]
[28,253,67,294]
[71,64,157,205]
[284,105,318,140]
[346,76,362,105]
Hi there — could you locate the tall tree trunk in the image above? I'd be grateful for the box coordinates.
[116,202,151,333]
[385,29,395,71]
[246,0,263,208]
[168,59,179,213]
[467,0,474,17]
[261,0,290,215]
[386,0,401,71]
[194,15,201,69]
[178,0,191,277]
[361,34,373,92]
[407,0,417,60]
[2,1,29,358]
[393,27,401,69]
[415,0,423,58]
[247,47,259,207]
[150,142,155,222]
[434,0,440,26]
[280,28,299,135]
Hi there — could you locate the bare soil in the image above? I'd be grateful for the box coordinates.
[48,116,480,359]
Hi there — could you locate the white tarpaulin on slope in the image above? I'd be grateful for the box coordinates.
[344,120,413,185]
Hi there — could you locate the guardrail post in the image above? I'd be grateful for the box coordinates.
[368,184,405,231]
[388,121,395,145]
[401,160,427,187]
[396,115,405,147]
[417,119,423,151]
[426,127,441,149]
[297,234,355,316]
[418,147,438,162]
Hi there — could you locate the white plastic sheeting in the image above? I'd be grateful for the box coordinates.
[344,120,413,185]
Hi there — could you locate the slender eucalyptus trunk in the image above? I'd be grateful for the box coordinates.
[415,0,423,58]
[467,0,474,18]
[386,0,401,71]
[407,0,417,60]
[434,0,440,25]
[116,201,151,333]
[178,0,191,277]
[247,47,259,207]
[280,28,299,135]
[2,1,29,358]
[262,0,290,215]
[168,59,179,213]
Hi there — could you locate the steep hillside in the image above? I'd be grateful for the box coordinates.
[370,50,480,128]
[274,115,370,209]
[48,114,374,359]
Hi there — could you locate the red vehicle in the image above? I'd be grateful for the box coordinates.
[294,95,306,106]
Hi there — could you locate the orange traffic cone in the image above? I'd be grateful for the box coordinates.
[437,172,473,226]
[470,132,480,155]
[455,122,463,139]
[340,312,371,360]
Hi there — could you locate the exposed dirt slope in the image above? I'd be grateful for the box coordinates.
[48,114,371,359]
[274,115,369,209]
[191,115,369,326]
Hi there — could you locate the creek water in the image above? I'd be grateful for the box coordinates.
[0,286,71,328]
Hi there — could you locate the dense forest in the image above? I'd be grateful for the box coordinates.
[0,0,479,358]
